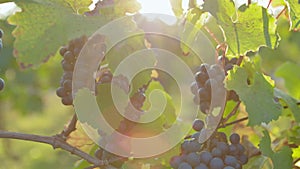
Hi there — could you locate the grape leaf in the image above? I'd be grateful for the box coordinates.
[139,81,176,131]
[226,60,282,126]
[259,130,293,169]
[243,155,272,169]
[203,1,277,55]
[275,62,300,99]
[65,0,92,14]
[8,0,108,68]
[259,130,273,157]
[285,0,300,29]
[274,88,300,122]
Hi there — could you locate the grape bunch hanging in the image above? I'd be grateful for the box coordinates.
[56,36,88,105]
[170,120,248,169]
[191,56,240,114]
[93,84,148,167]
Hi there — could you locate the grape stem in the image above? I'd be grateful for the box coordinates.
[59,114,77,140]
[218,117,249,128]
[0,131,107,166]
[221,101,241,125]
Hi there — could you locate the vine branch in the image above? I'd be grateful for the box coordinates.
[0,131,106,167]
[59,114,78,140]
[222,101,241,124]
[218,117,249,128]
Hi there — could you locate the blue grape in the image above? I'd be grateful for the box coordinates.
[224,155,238,167]
[178,162,192,169]
[181,140,201,153]
[186,152,200,167]
[170,156,182,168]
[224,166,235,169]
[209,157,224,169]
[194,163,209,169]
[216,142,229,153]
[199,151,212,164]
[193,119,205,131]
[195,71,208,84]
[230,133,240,144]
[211,147,223,157]
[228,144,238,156]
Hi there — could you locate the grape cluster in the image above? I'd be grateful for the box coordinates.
[218,56,239,102]
[0,78,5,91]
[191,63,226,114]
[92,85,148,168]
[170,120,248,169]
[117,86,146,134]
[56,36,88,105]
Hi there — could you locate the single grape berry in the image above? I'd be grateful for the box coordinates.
[209,157,224,169]
[62,95,73,105]
[216,142,229,153]
[224,155,238,167]
[170,156,182,168]
[56,87,67,97]
[230,133,240,144]
[0,78,5,91]
[193,119,205,131]
[186,152,201,167]
[195,163,209,169]
[178,162,192,169]
[59,46,68,56]
[199,151,212,164]
[211,147,222,157]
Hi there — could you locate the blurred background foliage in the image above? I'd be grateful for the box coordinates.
[0,10,78,169]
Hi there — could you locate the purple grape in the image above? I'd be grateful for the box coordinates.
[193,119,205,131]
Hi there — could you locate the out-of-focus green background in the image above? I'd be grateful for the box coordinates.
[0,4,79,168]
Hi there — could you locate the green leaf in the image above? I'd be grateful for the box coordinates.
[272,146,293,169]
[169,0,183,17]
[259,131,273,157]
[141,81,176,128]
[243,155,272,169]
[7,0,108,68]
[226,59,282,126]
[274,88,300,122]
[275,62,300,99]
[65,0,92,14]
[259,130,293,169]
[203,1,277,55]
[286,0,300,29]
